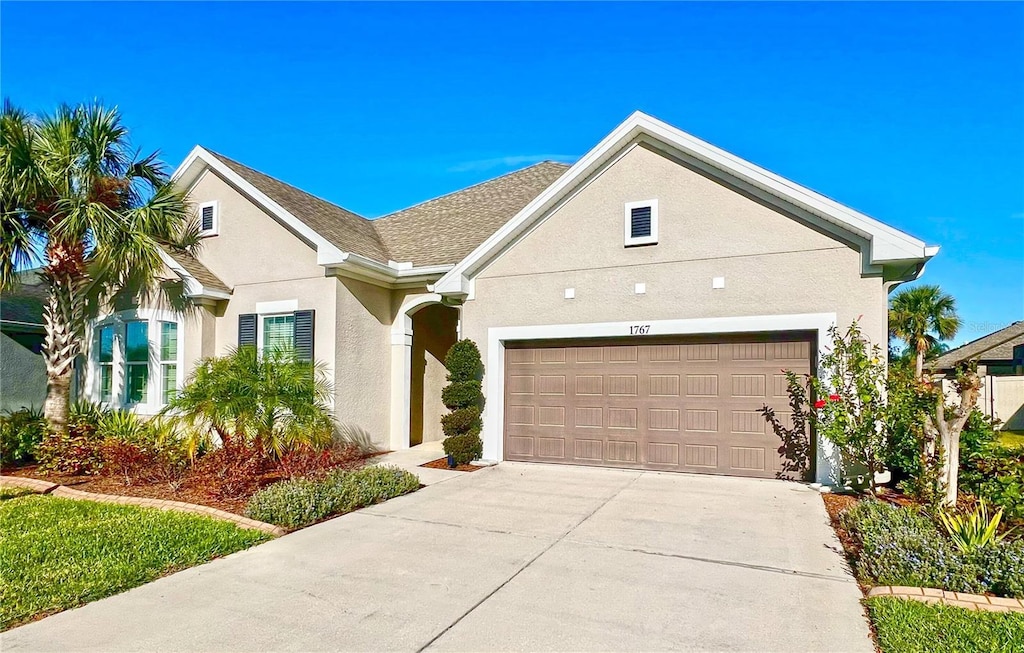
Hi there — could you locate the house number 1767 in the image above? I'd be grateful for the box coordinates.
[629,324,651,335]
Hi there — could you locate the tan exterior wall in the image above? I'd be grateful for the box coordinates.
[410,304,459,445]
[187,170,323,287]
[464,144,887,361]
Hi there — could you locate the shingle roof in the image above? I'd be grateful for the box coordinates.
[373,161,570,266]
[210,152,393,263]
[165,250,231,294]
[205,151,570,268]
[0,269,46,328]
[929,321,1024,370]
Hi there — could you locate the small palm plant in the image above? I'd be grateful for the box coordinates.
[165,346,334,459]
[938,499,1010,552]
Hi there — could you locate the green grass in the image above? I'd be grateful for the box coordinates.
[999,431,1024,450]
[868,597,1024,653]
[0,488,271,630]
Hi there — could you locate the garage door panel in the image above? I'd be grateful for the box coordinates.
[504,333,813,479]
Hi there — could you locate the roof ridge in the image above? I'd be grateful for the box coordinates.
[932,321,1024,364]
[375,160,570,224]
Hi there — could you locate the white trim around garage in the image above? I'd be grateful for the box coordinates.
[482,312,841,485]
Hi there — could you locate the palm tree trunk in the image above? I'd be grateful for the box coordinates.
[41,244,87,433]
[915,350,924,379]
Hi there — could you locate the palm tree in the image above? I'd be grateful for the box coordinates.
[0,101,198,432]
[889,284,962,378]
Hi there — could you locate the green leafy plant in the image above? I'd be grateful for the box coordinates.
[0,407,47,466]
[939,500,1009,553]
[440,339,485,466]
[35,413,105,475]
[165,347,335,459]
[808,321,888,490]
[245,465,419,529]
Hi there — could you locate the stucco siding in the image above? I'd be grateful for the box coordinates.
[186,170,322,288]
[466,143,887,360]
[0,330,47,412]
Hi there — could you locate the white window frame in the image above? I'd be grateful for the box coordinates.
[87,309,184,415]
[257,312,296,354]
[198,200,219,237]
[158,321,179,405]
[624,198,659,247]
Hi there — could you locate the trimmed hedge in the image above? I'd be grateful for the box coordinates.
[841,499,1024,598]
[245,465,420,529]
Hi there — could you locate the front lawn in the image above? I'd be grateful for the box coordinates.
[868,597,1024,653]
[999,431,1024,451]
[0,488,270,630]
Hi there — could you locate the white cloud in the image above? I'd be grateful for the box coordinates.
[448,154,577,173]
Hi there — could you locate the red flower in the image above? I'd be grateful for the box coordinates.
[828,394,840,402]
[814,400,827,409]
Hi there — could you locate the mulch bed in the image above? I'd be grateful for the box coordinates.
[420,457,482,473]
[822,492,862,564]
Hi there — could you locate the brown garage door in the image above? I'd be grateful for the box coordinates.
[503,333,813,479]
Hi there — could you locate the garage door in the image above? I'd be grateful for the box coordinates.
[502,333,813,479]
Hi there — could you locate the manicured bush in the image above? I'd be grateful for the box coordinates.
[0,407,47,466]
[441,339,485,465]
[840,499,1024,598]
[245,465,419,529]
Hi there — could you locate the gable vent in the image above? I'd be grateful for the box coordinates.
[630,206,652,239]
[201,205,215,232]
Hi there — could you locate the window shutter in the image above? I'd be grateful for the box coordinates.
[201,205,215,232]
[293,310,315,361]
[238,314,257,348]
[630,205,652,238]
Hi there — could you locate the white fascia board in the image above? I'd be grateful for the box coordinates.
[156,248,230,300]
[435,111,937,295]
[328,252,454,287]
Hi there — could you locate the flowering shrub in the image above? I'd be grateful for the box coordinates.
[809,321,888,489]
[840,499,1024,598]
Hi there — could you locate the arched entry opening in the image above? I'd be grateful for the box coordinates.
[389,295,459,450]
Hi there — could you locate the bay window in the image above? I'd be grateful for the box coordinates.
[90,311,183,413]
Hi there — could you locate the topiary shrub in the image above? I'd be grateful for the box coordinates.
[441,339,485,466]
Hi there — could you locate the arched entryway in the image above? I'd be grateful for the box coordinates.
[389,295,459,450]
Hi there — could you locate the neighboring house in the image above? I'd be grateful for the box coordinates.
[0,270,48,413]
[929,321,1024,431]
[88,111,936,485]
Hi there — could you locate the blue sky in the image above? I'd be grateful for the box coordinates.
[3,1,1022,346]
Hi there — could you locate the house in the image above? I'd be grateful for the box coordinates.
[85,111,937,485]
[929,321,1024,431]
[0,270,48,413]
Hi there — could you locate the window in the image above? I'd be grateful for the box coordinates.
[624,199,659,247]
[91,312,181,412]
[98,325,114,402]
[160,322,178,404]
[261,314,295,353]
[124,321,149,404]
[198,201,219,236]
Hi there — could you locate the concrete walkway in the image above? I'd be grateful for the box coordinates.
[3,463,873,652]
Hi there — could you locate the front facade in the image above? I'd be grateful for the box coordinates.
[84,112,936,484]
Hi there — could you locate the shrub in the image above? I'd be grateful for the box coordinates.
[961,447,1024,521]
[441,339,485,465]
[36,416,105,475]
[99,439,153,485]
[0,407,47,466]
[840,499,1024,598]
[97,410,148,443]
[165,347,335,459]
[277,445,365,480]
[939,500,1008,553]
[245,465,419,529]
[444,340,484,385]
[192,441,272,499]
[443,433,483,466]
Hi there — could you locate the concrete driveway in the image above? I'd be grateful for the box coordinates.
[3,463,873,652]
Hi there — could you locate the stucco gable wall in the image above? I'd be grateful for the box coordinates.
[465,143,887,359]
[186,170,323,288]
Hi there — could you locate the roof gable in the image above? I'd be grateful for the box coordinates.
[433,111,938,296]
